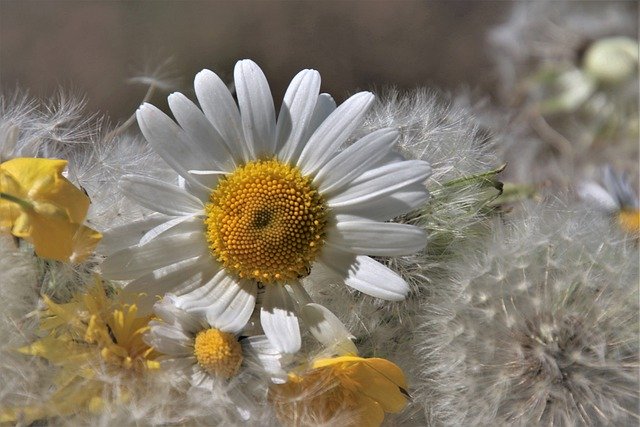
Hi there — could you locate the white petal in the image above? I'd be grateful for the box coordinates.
[168,92,237,170]
[206,280,256,334]
[578,182,618,212]
[101,231,207,280]
[145,323,193,357]
[173,272,256,334]
[228,387,253,421]
[260,285,301,354]
[136,104,212,192]
[328,160,431,208]
[125,256,219,315]
[153,295,203,333]
[138,214,202,246]
[319,247,409,301]
[276,69,321,163]
[99,215,167,256]
[329,221,426,256]
[234,60,276,160]
[332,183,429,221]
[160,357,198,386]
[314,128,398,194]
[194,69,245,162]
[300,303,357,355]
[301,93,337,143]
[171,269,229,311]
[297,92,374,176]
[242,336,287,382]
[119,175,204,216]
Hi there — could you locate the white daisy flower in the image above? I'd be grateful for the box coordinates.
[102,60,431,354]
[145,295,284,419]
[578,166,639,233]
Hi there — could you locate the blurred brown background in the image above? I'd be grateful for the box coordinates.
[0,1,509,121]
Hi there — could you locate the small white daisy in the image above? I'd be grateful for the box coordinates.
[145,295,284,418]
[102,60,431,353]
[578,166,639,233]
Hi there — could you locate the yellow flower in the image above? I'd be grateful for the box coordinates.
[0,279,159,424]
[0,157,101,262]
[269,356,409,427]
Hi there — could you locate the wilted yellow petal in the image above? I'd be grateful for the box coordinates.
[0,157,100,262]
[1,158,89,222]
[349,358,408,413]
[70,224,102,262]
[312,355,363,369]
[272,355,409,427]
[352,392,385,427]
[26,206,78,260]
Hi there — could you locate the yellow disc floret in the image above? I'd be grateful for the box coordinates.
[193,328,243,379]
[205,158,327,283]
[618,209,640,234]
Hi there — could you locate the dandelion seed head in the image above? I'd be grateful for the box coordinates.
[415,202,639,425]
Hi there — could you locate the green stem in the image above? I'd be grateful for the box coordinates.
[0,192,33,210]
[443,164,507,188]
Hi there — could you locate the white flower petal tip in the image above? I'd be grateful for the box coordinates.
[260,285,301,354]
[300,303,358,355]
[276,69,321,163]
[298,91,376,176]
[170,273,256,334]
[321,249,410,302]
[234,59,276,159]
[242,336,288,382]
[578,182,618,212]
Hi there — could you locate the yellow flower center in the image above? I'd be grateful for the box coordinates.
[193,328,243,379]
[205,158,327,283]
[618,209,640,234]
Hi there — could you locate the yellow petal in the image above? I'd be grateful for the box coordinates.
[349,358,409,413]
[352,392,385,427]
[1,158,98,261]
[26,206,78,261]
[0,169,21,227]
[70,224,102,262]
[1,158,89,223]
[312,355,365,369]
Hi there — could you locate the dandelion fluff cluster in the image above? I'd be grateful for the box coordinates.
[416,201,639,426]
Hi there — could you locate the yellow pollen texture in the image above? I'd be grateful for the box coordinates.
[205,158,327,283]
[193,328,243,379]
[618,209,640,234]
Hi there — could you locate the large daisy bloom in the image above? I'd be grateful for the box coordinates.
[102,60,431,354]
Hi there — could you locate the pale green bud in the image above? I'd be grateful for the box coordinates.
[583,37,639,84]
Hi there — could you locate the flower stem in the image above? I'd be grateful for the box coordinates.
[443,164,507,188]
[0,192,33,210]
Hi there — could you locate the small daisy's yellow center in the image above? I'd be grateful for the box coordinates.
[205,158,327,283]
[618,209,640,234]
[193,328,242,379]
